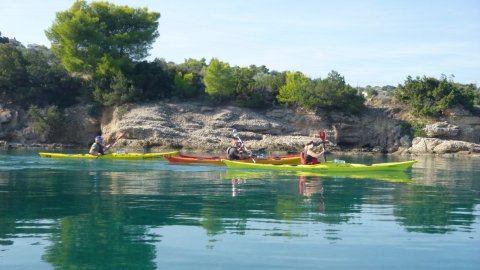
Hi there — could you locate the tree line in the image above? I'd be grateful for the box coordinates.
[1,0,478,124]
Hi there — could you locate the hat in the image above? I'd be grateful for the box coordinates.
[95,136,103,142]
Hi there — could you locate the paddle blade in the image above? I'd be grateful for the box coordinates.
[116,132,126,141]
[319,130,326,141]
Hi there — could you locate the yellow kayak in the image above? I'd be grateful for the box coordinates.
[223,159,416,172]
[39,151,178,160]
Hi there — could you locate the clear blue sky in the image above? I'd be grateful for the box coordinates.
[1,0,479,86]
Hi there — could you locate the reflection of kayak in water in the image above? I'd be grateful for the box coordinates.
[39,151,178,160]
[165,155,301,166]
[224,169,412,183]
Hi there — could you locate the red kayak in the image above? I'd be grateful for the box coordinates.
[166,153,300,166]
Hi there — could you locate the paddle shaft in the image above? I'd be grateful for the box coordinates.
[320,130,327,162]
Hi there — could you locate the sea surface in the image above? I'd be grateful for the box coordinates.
[0,150,479,269]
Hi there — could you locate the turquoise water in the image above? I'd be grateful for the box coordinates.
[0,150,479,269]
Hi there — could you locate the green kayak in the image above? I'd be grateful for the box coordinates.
[222,159,416,172]
[39,151,178,160]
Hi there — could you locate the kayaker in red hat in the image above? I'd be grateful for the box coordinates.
[300,140,324,165]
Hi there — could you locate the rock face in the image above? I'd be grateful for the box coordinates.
[60,105,100,146]
[0,105,23,142]
[0,104,98,146]
[408,137,480,154]
[424,121,460,139]
[95,101,411,153]
[2,98,480,155]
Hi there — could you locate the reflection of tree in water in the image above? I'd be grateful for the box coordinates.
[39,171,157,270]
[393,156,479,234]
[42,196,157,269]
[393,185,477,234]
[224,175,368,242]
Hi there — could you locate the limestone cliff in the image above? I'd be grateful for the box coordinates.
[1,96,479,155]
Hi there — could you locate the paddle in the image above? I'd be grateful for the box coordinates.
[319,129,327,162]
[232,129,256,163]
[95,132,126,158]
[105,132,126,151]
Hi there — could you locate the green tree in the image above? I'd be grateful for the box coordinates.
[172,72,196,98]
[93,66,141,106]
[395,75,477,116]
[27,105,63,141]
[203,58,235,102]
[129,58,174,101]
[276,71,310,104]
[0,32,9,44]
[172,58,206,98]
[176,58,207,76]
[22,45,83,107]
[232,65,281,108]
[46,0,160,76]
[253,70,285,100]
[301,71,364,113]
[0,44,28,103]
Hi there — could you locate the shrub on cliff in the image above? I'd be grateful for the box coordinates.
[277,70,365,114]
[203,58,235,103]
[172,72,196,98]
[0,44,82,108]
[232,66,282,108]
[27,105,63,141]
[395,75,477,117]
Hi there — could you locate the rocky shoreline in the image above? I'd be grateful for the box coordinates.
[1,97,480,156]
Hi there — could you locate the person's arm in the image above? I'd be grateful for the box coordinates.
[306,148,324,159]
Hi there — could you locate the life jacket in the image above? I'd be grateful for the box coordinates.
[92,142,104,155]
[301,149,320,165]
[226,146,240,160]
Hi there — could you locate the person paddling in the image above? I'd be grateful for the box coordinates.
[301,140,325,165]
[226,137,250,160]
[89,136,110,156]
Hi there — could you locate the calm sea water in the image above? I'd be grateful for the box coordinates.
[0,150,479,270]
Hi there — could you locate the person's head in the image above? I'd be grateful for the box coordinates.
[231,137,239,145]
[95,136,103,143]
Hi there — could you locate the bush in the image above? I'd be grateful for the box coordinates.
[395,75,477,117]
[277,70,365,114]
[172,72,196,98]
[27,105,63,141]
[400,121,426,139]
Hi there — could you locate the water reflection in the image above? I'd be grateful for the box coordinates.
[0,153,479,269]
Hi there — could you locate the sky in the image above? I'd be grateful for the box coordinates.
[1,0,479,86]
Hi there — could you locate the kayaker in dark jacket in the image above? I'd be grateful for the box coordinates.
[89,136,110,156]
[227,137,249,160]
